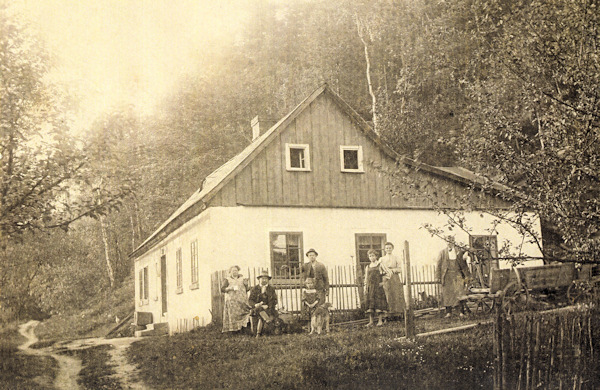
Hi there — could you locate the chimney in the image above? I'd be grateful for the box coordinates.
[251,115,277,141]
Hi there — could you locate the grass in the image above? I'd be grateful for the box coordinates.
[128,314,494,389]
[34,275,135,343]
[66,344,123,390]
[0,323,57,389]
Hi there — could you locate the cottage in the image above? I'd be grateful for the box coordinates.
[130,85,542,334]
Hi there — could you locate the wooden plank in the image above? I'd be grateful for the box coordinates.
[295,108,313,206]
[221,180,236,206]
[362,134,379,207]
[279,120,299,205]
[235,166,252,205]
[325,97,341,207]
[256,153,268,204]
[333,101,348,207]
[341,112,358,207]
[209,191,222,207]
[251,155,260,204]
[382,155,394,208]
[376,150,390,207]
[265,137,282,205]
[344,112,371,207]
[312,96,331,206]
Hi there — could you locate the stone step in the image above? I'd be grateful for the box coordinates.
[134,322,169,337]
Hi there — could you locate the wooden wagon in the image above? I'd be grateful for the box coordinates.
[462,262,599,315]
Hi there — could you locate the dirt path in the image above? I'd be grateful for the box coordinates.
[55,336,149,389]
[18,321,150,390]
[19,320,82,390]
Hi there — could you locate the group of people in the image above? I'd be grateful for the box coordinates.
[220,248,329,336]
[220,240,473,336]
[220,266,278,336]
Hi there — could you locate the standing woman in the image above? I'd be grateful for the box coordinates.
[221,265,251,333]
[380,242,405,318]
[435,243,471,317]
[364,249,392,326]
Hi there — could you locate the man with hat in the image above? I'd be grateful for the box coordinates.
[302,248,329,301]
[248,269,278,336]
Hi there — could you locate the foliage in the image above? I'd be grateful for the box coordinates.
[453,0,600,262]
[0,5,129,241]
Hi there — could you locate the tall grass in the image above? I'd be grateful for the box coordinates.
[34,275,135,342]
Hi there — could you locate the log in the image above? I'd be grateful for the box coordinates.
[105,311,134,338]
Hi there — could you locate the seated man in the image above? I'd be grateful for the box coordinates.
[248,269,278,336]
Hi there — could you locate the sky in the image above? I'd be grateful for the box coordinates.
[11,0,256,131]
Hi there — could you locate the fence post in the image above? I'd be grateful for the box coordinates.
[403,240,416,339]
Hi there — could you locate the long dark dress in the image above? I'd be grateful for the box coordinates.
[364,263,388,313]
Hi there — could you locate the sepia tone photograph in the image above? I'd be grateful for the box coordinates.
[1,0,599,389]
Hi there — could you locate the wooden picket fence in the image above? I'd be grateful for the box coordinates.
[210,264,440,325]
[493,307,600,390]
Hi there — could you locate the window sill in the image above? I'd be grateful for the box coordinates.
[175,287,183,294]
[286,167,311,172]
[189,282,199,290]
[341,169,364,173]
[140,299,149,306]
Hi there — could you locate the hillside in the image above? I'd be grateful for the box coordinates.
[34,275,135,342]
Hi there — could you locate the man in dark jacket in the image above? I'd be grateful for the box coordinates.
[301,248,329,301]
[248,269,278,336]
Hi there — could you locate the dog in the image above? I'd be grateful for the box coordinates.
[310,302,332,335]
[417,291,438,309]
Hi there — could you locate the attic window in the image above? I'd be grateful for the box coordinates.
[340,146,364,172]
[285,143,311,171]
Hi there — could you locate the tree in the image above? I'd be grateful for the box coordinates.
[453,0,600,262]
[0,4,127,244]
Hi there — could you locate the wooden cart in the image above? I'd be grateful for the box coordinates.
[462,262,600,315]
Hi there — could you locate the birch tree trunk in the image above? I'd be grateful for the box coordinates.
[99,214,115,288]
[354,13,378,133]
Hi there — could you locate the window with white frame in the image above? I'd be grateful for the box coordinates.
[270,232,303,279]
[190,240,199,288]
[139,266,149,302]
[285,143,311,171]
[176,247,183,293]
[340,146,364,172]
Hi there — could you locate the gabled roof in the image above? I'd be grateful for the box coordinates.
[130,84,496,259]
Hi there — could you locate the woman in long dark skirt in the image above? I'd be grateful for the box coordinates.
[363,249,392,327]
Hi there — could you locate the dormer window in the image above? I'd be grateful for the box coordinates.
[340,146,364,172]
[285,143,311,171]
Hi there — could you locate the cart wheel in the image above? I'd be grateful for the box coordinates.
[476,297,495,314]
[567,281,592,304]
[501,281,530,316]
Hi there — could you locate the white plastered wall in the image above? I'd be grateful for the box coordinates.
[135,205,543,331]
